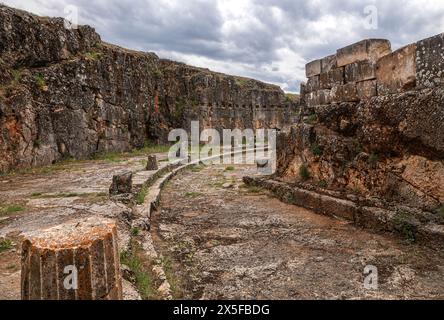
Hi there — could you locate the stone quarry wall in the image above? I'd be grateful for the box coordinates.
[0,5,299,172]
[278,34,444,214]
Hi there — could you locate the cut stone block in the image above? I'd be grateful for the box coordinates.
[321,54,337,73]
[330,83,359,103]
[109,171,133,195]
[306,75,320,92]
[306,89,331,107]
[376,43,416,95]
[416,32,444,88]
[306,59,322,77]
[337,39,391,67]
[357,80,377,100]
[21,217,122,300]
[320,67,344,89]
[344,60,376,83]
[146,155,159,171]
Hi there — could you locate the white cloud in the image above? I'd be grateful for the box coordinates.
[2,0,444,93]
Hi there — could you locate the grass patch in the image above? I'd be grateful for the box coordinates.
[310,143,323,156]
[393,212,417,244]
[131,140,172,156]
[92,151,124,163]
[318,180,328,188]
[299,165,310,181]
[368,153,379,165]
[120,244,155,300]
[224,166,235,172]
[136,185,149,205]
[242,185,264,194]
[131,228,141,236]
[30,192,107,199]
[84,51,102,60]
[12,70,22,84]
[437,205,444,219]
[0,204,25,216]
[160,256,179,297]
[184,192,202,198]
[305,114,318,125]
[189,164,205,173]
[0,239,13,253]
[34,73,46,90]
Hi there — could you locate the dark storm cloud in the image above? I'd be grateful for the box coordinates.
[4,0,444,92]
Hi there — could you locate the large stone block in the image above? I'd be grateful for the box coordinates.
[321,55,337,73]
[306,59,322,77]
[337,39,391,67]
[306,90,331,107]
[21,217,122,300]
[344,60,376,83]
[416,32,444,88]
[306,75,320,92]
[357,80,377,100]
[320,67,344,89]
[376,43,416,95]
[109,172,133,195]
[330,83,359,103]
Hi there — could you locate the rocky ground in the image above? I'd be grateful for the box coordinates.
[154,164,444,300]
[1,156,443,300]
[0,153,170,300]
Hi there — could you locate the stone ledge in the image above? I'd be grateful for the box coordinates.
[243,176,444,249]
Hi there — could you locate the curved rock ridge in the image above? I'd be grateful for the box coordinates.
[0,5,299,172]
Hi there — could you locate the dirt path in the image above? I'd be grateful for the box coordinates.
[154,164,444,300]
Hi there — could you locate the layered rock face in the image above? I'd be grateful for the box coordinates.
[0,5,299,172]
[278,35,444,213]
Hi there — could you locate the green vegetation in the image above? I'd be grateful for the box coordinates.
[318,180,328,188]
[305,114,318,125]
[92,151,123,163]
[160,256,179,297]
[12,70,22,84]
[285,93,299,103]
[84,51,102,60]
[136,185,149,205]
[437,205,444,219]
[368,153,379,165]
[243,185,264,194]
[120,245,155,300]
[0,204,25,216]
[0,239,13,253]
[131,228,141,236]
[310,143,323,156]
[34,73,46,89]
[299,165,310,181]
[235,78,249,87]
[184,192,202,198]
[30,192,107,199]
[393,212,417,244]
[189,164,205,173]
[133,140,172,155]
[224,166,235,172]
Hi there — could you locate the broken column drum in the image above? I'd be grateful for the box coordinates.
[21,217,123,300]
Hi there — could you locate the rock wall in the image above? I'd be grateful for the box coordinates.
[0,5,299,172]
[278,34,444,214]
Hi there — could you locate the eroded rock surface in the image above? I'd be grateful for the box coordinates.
[0,5,299,173]
[153,164,444,299]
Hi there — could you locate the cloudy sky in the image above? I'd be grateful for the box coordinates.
[3,0,444,92]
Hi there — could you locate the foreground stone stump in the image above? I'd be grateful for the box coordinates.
[109,171,133,195]
[21,217,122,300]
[146,155,159,171]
